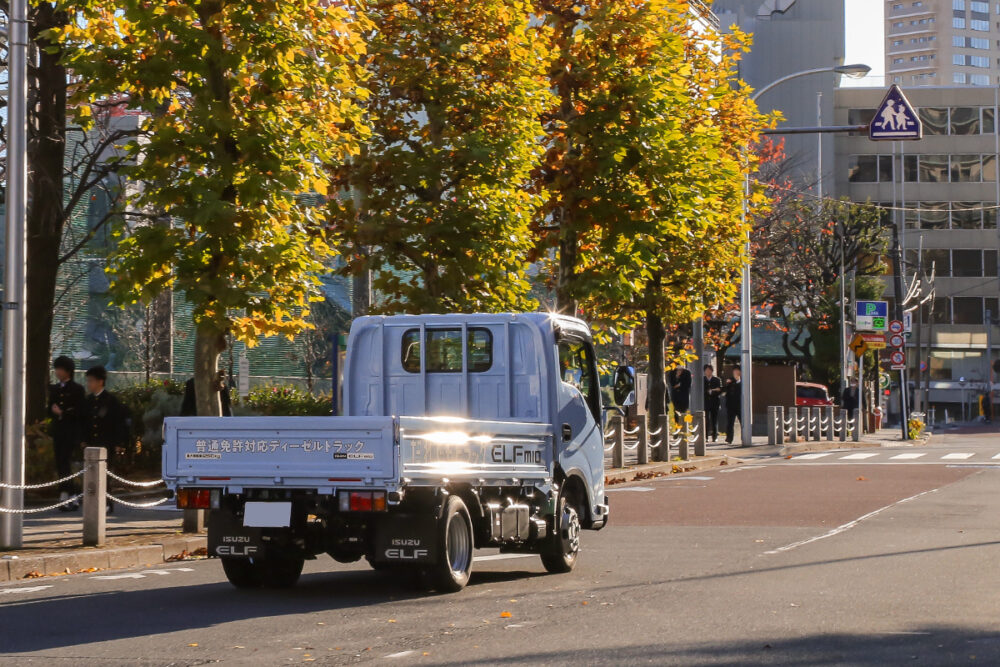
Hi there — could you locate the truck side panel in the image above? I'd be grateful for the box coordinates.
[162,416,397,489]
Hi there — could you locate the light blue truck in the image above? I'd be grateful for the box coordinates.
[163,313,609,592]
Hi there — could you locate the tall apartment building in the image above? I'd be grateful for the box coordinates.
[712,0,846,184]
[886,0,1000,87]
[834,85,1000,415]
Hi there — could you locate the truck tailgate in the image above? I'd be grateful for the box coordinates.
[162,416,396,488]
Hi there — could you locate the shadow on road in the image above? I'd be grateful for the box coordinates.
[0,566,547,654]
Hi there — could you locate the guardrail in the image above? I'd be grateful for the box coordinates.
[604,411,708,468]
[766,406,860,446]
[0,447,176,548]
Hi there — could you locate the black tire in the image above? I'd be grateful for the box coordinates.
[540,491,581,574]
[428,495,474,593]
[260,555,304,588]
[221,557,264,589]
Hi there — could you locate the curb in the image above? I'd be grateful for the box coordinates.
[0,535,206,583]
[605,454,738,484]
[779,440,875,456]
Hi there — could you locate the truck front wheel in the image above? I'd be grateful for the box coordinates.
[540,493,581,574]
[428,495,474,592]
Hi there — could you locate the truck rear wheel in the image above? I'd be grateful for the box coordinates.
[220,555,304,589]
[540,493,581,574]
[429,495,474,593]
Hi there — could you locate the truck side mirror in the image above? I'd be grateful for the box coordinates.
[613,366,635,406]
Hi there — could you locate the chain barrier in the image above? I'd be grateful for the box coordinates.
[0,494,83,514]
[622,426,641,436]
[105,493,172,509]
[0,470,84,490]
[622,440,640,451]
[106,471,164,488]
[648,426,663,437]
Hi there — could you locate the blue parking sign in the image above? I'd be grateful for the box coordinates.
[856,300,888,332]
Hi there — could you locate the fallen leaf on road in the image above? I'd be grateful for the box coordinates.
[581,601,589,606]
[500,612,512,618]
[423,652,430,656]
[785,455,793,459]
[23,571,42,579]
[509,599,517,603]
[857,476,867,481]
[188,643,198,647]
[388,619,397,623]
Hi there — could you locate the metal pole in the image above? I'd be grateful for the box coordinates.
[816,92,823,202]
[691,318,704,413]
[740,172,753,446]
[987,309,993,421]
[0,0,29,548]
[82,447,107,547]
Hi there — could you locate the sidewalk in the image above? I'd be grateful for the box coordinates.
[0,505,205,583]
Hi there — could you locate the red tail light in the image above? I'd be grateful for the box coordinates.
[338,490,387,512]
[177,488,211,509]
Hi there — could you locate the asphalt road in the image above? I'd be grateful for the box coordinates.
[3,433,1000,665]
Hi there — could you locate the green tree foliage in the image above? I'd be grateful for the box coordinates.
[56,0,369,414]
[329,0,551,313]
[534,0,768,428]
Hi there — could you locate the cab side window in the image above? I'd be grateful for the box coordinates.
[558,340,600,422]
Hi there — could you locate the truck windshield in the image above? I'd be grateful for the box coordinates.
[401,328,493,373]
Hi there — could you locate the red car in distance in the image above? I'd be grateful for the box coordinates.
[795,382,833,407]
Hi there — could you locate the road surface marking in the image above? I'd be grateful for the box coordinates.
[840,453,878,460]
[795,453,833,460]
[92,573,146,580]
[941,453,974,460]
[891,453,926,460]
[606,486,656,493]
[0,585,52,595]
[385,651,415,659]
[662,475,715,481]
[474,553,535,562]
[764,488,939,555]
[992,453,1000,459]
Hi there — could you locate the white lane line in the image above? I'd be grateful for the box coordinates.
[385,650,416,659]
[941,453,974,460]
[891,452,926,460]
[474,553,535,562]
[0,585,52,595]
[764,488,938,556]
[795,453,833,460]
[92,573,146,580]
[840,453,879,460]
[606,486,656,493]
[992,453,1000,460]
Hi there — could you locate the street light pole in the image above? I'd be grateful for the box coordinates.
[0,0,29,548]
[739,63,870,447]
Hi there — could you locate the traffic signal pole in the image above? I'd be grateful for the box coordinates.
[890,216,909,441]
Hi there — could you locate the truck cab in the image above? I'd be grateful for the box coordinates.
[163,313,607,592]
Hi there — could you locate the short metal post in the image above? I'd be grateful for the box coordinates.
[767,406,778,445]
[825,406,835,441]
[776,406,785,445]
[183,510,206,534]
[838,408,847,442]
[82,447,107,547]
[657,414,670,462]
[788,407,799,443]
[693,411,706,457]
[637,418,649,465]
[612,415,624,469]
[852,409,861,442]
[679,420,690,461]
[812,407,822,441]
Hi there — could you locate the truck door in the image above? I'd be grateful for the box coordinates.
[555,337,604,518]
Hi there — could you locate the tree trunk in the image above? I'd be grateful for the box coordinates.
[645,310,667,461]
[193,324,226,416]
[556,218,578,315]
[25,5,68,425]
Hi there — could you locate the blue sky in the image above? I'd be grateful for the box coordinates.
[843,0,886,87]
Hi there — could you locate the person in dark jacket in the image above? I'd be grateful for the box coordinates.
[84,366,129,512]
[703,364,722,442]
[841,379,860,414]
[49,356,85,511]
[181,371,232,417]
[725,366,743,445]
[668,365,692,422]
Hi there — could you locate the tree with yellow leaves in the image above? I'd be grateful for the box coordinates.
[56,0,369,414]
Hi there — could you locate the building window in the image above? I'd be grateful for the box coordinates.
[956,16,968,28]
[893,21,904,28]
[972,36,991,47]
[848,156,878,182]
[971,73,991,84]
[971,55,991,66]
[919,107,948,134]
[951,202,982,228]
[952,107,982,134]
[896,57,906,65]
[921,155,950,182]
[954,54,967,66]
[925,248,952,275]
[955,0,966,8]
[972,18,990,29]
[894,39,905,47]
[904,154,919,182]
[953,250,984,277]
[955,35,967,47]
[951,154,984,181]
[954,297,985,324]
[955,72,969,83]
[972,0,989,11]
[984,107,996,133]
[986,251,999,276]
[919,203,949,229]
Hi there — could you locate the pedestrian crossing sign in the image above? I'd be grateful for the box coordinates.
[869,85,922,141]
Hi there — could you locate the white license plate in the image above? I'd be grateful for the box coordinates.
[243,501,291,528]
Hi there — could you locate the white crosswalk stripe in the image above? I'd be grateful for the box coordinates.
[784,450,1000,464]
[795,453,834,460]
[941,453,975,460]
[891,453,926,460]
[992,453,1000,460]
[840,453,879,460]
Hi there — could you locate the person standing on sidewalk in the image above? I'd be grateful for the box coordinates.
[668,359,692,423]
[49,356,85,511]
[83,366,128,512]
[725,366,743,446]
[703,364,722,442]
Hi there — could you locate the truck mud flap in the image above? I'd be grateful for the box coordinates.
[208,510,265,559]
[373,514,438,564]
